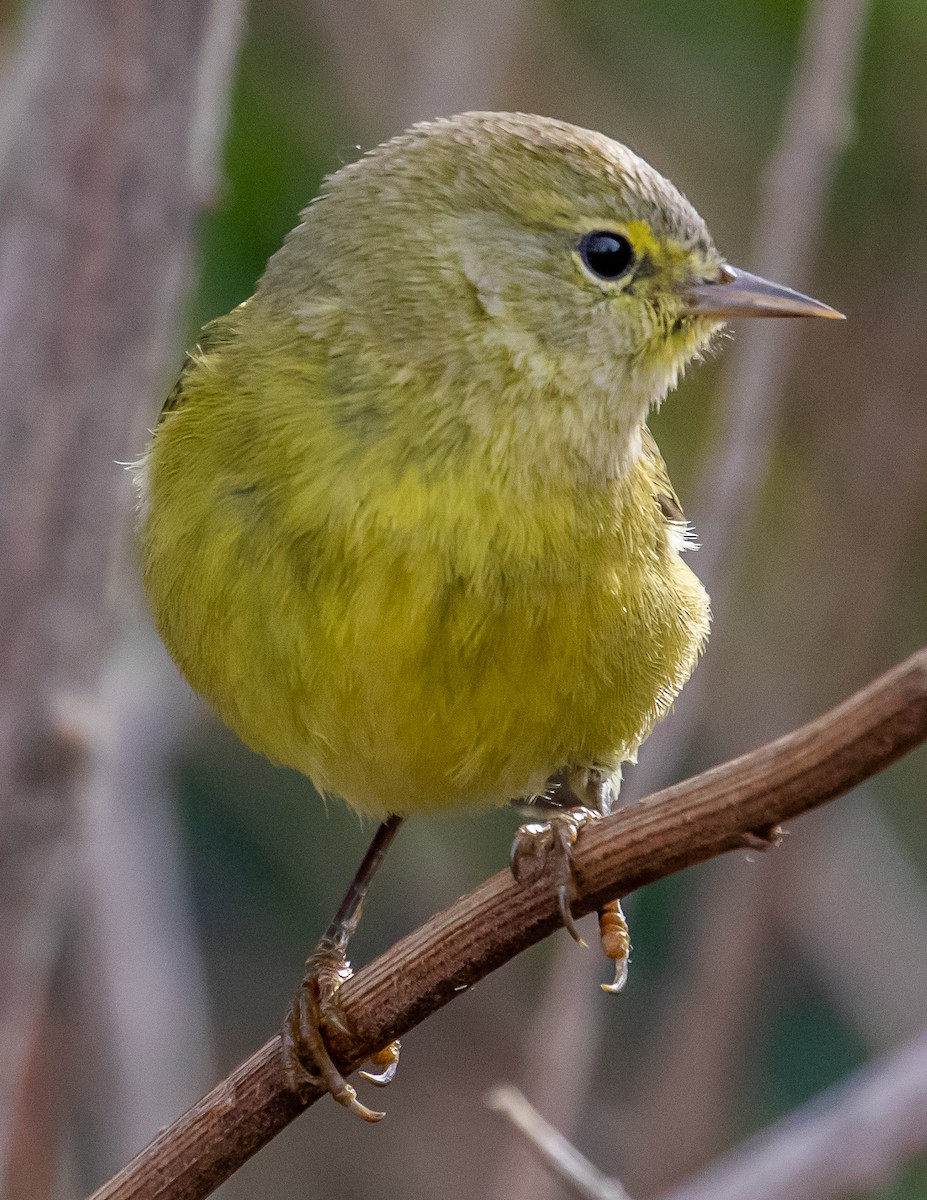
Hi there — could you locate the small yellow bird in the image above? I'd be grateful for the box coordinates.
[136,112,840,1119]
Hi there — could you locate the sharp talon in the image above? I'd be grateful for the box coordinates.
[557,882,587,946]
[600,957,629,994]
[359,1064,398,1088]
[511,804,600,943]
[320,998,352,1039]
[342,1084,386,1123]
[359,1040,401,1087]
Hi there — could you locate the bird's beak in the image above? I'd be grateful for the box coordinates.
[684,265,845,320]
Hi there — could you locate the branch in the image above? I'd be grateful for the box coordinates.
[487,1085,632,1200]
[87,649,927,1200]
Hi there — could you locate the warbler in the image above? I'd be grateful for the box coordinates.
[136,111,841,1120]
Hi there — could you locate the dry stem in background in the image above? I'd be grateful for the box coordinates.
[488,1085,632,1200]
[664,1025,927,1200]
[490,1024,927,1200]
[0,0,244,1188]
[621,0,873,1183]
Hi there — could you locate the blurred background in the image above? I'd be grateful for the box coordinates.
[1,0,926,1197]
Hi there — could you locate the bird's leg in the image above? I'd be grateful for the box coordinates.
[511,768,631,992]
[282,813,403,1122]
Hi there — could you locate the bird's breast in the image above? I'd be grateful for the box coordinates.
[143,427,709,816]
[276,462,707,813]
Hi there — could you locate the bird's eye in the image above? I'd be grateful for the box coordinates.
[578,231,634,281]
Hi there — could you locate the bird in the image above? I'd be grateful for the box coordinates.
[135,111,842,1121]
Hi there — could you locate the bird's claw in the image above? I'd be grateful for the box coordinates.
[557,880,588,947]
[598,898,631,993]
[359,1040,402,1087]
[512,807,596,947]
[281,940,399,1122]
[511,791,632,991]
[601,957,630,995]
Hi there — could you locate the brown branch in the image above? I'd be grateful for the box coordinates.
[87,649,927,1200]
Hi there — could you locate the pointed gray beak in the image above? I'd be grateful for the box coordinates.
[684,265,844,320]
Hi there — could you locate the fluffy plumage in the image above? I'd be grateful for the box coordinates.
[138,112,717,816]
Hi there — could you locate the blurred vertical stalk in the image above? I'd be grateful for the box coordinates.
[776,796,927,1048]
[625,0,871,1189]
[498,1,871,1196]
[489,926,606,1200]
[0,0,245,1190]
[304,0,531,136]
[401,0,532,126]
[77,640,215,1176]
[633,0,871,794]
[695,0,866,588]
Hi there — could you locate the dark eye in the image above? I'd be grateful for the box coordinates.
[578,231,634,281]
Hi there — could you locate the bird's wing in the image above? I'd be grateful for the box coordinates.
[158,317,224,424]
[158,300,253,424]
[640,425,685,522]
[159,358,193,422]
[640,425,700,552]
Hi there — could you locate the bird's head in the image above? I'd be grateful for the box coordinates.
[260,112,841,477]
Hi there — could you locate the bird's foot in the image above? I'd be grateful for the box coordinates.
[510,807,597,945]
[281,937,401,1122]
[511,770,632,992]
